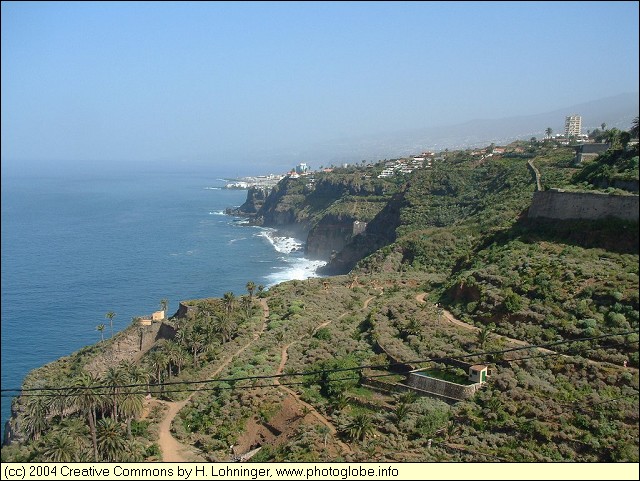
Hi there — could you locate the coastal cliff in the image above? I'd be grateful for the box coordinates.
[230,170,399,272]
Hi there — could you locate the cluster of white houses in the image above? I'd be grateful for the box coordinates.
[378,152,435,178]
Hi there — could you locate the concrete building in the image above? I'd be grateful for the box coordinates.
[565,115,582,137]
[574,143,610,164]
[295,163,309,174]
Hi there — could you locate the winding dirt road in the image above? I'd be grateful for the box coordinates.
[415,292,637,370]
[156,298,269,461]
[273,313,353,454]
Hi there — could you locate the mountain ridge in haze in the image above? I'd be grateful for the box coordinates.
[275,92,639,167]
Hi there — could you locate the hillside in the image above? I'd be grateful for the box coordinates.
[2,139,638,463]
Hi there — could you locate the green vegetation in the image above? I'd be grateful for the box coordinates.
[3,135,638,463]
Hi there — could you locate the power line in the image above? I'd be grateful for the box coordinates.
[2,329,637,396]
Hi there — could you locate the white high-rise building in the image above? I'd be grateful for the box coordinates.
[565,115,582,137]
[295,163,309,174]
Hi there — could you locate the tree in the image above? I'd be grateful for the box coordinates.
[43,387,74,424]
[604,128,622,150]
[73,372,103,461]
[214,314,237,344]
[477,324,494,350]
[160,299,169,316]
[121,360,150,395]
[545,127,552,139]
[222,292,236,319]
[96,324,106,342]
[246,281,256,301]
[119,390,144,438]
[23,396,48,441]
[601,122,607,131]
[344,412,375,442]
[147,349,168,393]
[104,366,128,421]
[39,431,78,462]
[105,311,116,339]
[96,417,127,462]
[393,402,411,427]
[165,340,187,377]
[241,295,253,318]
[619,131,631,150]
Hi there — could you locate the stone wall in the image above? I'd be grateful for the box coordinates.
[406,373,482,402]
[528,189,639,222]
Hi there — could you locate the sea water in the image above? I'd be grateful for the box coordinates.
[0,167,325,436]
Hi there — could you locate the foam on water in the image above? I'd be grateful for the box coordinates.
[255,228,326,285]
[265,257,327,286]
[256,228,304,254]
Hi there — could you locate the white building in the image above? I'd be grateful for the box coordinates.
[565,115,582,137]
[295,163,309,174]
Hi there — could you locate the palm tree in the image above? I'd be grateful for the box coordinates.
[604,128,622,149]
[39,431,78,462]
[96,324,106,342]
[214,315,237,344]
[73,372,102,461]
[246,281,256,301]
[119,390,144,438]
[104,366,128,421]
[105,311,116,339]
[241,295,253,318]
[165,340,187,378]
[44,388,71,421]
[545,127,552,139]
[160,299,169,317]
[96,417,128,462]
[477,325,493,350]
[147,349,168,393]
[121,360,150,395]
[222,291,236,319]
[344,412,375,442]
[393,402,411,427]
[397,391,418,406]
[23,395,48,441]
[601,122,607,132]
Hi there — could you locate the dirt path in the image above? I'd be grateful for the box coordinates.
[156,298,269,462]
[415,293,637,370]
[273,314,353,454]
[416,292,558,355]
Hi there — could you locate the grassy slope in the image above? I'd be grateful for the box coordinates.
[4,144,638,462]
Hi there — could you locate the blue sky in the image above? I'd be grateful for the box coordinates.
[2,1,638,175]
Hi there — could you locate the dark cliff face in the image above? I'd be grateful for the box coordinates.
[319,193,405,275]
[232,173,402,271]
[237,187,269,215]
[306,214,358,259]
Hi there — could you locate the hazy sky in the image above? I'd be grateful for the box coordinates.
[2,1,639,175]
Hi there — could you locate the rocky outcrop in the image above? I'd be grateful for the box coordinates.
[306,214,359,259]
[230,173,402,274]
[319,193,405,275]
[236,186,269,215]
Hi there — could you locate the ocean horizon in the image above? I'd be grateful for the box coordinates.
[0,168,325,437]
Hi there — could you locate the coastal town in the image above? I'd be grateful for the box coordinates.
[225,114,629,189]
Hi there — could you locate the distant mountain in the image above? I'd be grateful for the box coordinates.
[281,92,639,166]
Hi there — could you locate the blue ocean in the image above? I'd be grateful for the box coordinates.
[0,167,325,436]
